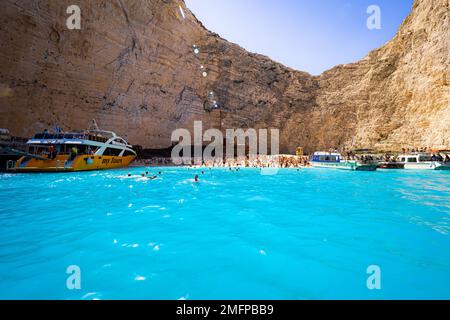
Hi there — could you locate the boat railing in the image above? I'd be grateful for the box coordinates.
[55,159,67,169]
[32,132,111,144]
[33,133,86,140]
[3,147,50,161]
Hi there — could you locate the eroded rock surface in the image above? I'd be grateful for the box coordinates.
[0,0,448,152]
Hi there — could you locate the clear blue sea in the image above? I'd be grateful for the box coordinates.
[0,167,449,299]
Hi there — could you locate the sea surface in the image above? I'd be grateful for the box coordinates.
[0,167,449,299]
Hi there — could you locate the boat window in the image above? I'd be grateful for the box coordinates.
[419,156,432,161]
[407,157,417,163]
[103,148,122,156]
[315,155,338,162]
[123,150,136,156]
[114,138,126,144]
[400,158,405,162]
[28,144,50,155]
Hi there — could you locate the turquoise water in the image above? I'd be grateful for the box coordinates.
[0,167,449,299]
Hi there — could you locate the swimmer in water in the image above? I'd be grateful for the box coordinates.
[201,171,204,174]
[158,171,161,175]
[127,173,131,177]
[146,171,149,175]
[141,173,157,180]
[194,174,199,182]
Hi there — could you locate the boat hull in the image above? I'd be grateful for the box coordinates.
[378,162,405,169]
[8,154,135,172]
[403,162,450,170]
[310,161,378,171]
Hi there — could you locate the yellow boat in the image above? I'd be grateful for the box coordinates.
[7,128,136,173]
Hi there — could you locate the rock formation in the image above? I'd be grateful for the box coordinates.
[0,0,448,153]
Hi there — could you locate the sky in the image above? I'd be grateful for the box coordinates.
[185,0,414,75]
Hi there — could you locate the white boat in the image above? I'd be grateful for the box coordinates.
[397,153,450,170]
[310,152,378,171]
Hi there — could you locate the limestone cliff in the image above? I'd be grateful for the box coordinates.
[0,0,448,153]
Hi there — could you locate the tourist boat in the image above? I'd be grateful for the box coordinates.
[378,162,405,169]
[397,153,450,170]
[310,152,378,171]
[7,127,136,173]
[374,151,405,169]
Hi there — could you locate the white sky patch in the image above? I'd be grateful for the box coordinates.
[179,5,186,19]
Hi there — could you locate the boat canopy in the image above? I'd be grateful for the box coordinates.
[398,153,433,162]
[31,130,130,146]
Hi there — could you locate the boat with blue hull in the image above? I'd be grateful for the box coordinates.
[310,152,378,171]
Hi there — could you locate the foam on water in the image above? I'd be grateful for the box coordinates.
[0,167,449,299]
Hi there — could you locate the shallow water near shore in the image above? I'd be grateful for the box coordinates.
[0,167,449,299]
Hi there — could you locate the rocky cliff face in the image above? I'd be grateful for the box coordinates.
[0,0,448,152]
[309,0,450,152]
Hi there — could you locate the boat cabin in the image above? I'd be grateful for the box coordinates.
[398,153,432,163]
[311,152,341,163]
